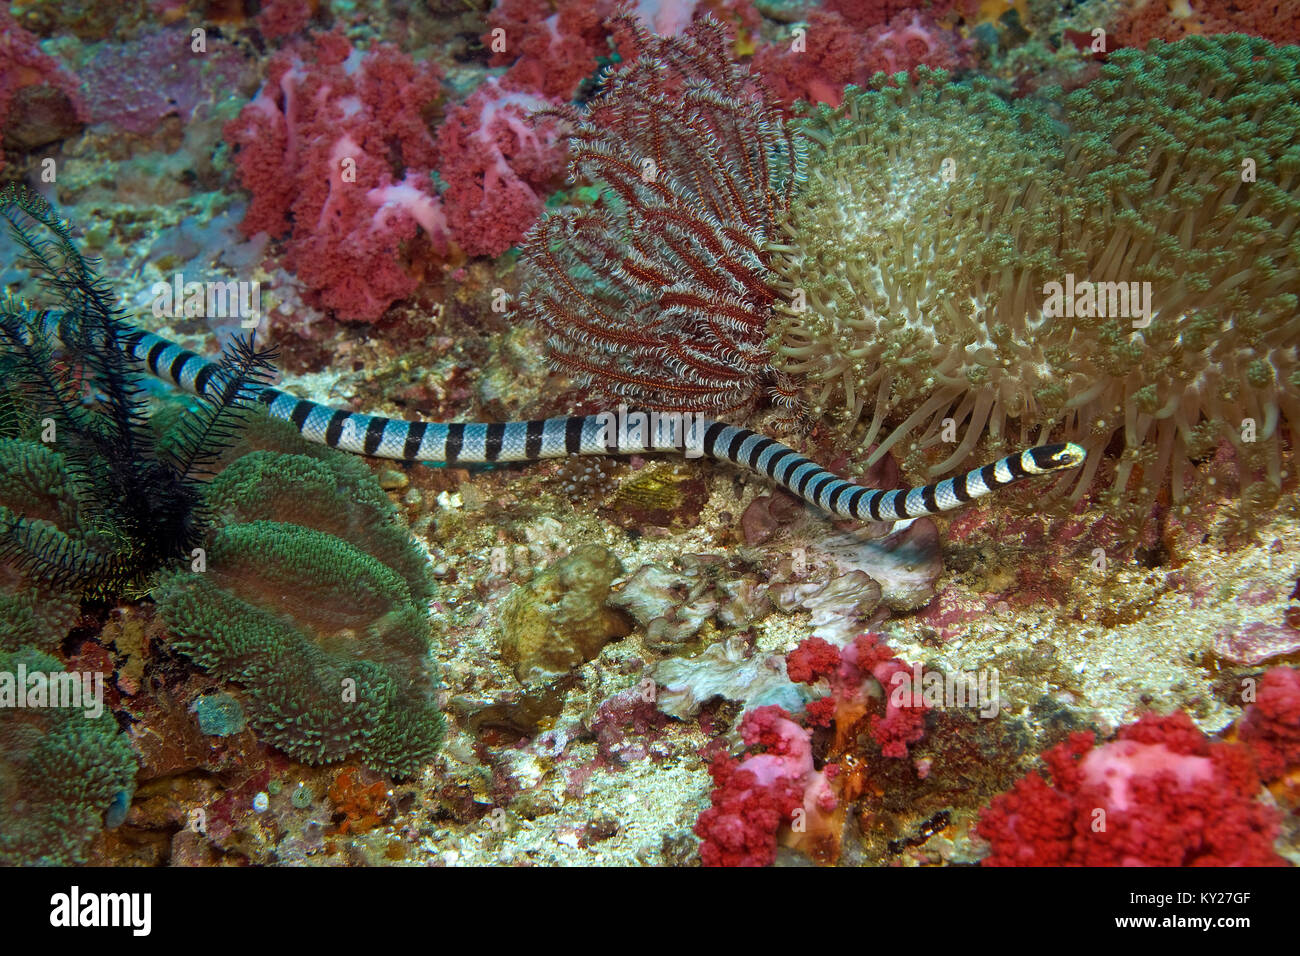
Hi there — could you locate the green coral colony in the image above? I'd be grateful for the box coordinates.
[153,416,443,778]
[0,13,1298,869]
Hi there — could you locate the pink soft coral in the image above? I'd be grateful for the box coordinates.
[694,706,839,867]
[977,712,1283,866]
[1237,666,1300,783]
[224,31,447,321]
[435,77,566,258]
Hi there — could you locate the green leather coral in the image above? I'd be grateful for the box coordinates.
[204,441,432,605]
[0,646,137,865]
[154,415,441,778]
[771,36,1300,524]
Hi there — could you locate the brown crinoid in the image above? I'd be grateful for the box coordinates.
[519,14,803,416]
[771,37,1300,528]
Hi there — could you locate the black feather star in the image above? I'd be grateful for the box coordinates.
[0,182,279,599]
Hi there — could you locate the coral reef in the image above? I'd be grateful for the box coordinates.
[654,635,814,719]
[256,0,318,40]
[612,553,772,649]
[1060,36,1300,520]
[822,0,945,29]
[0,438,93,650]
[328,766,393,835]
[0,645,138,865]
[4,0,1299,874]
[153,415,442,778]
[192,692,247,737]
[787,633,929,758]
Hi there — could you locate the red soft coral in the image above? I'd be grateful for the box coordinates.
[824,0,925,30]
[784,635,841,685]
[751,10,870,108]
[851,633,929,758]
[1237,666,1300,783]
[861,10,968,79]
[978,712,1284,866]
[485,0,760,100]
[698,635,936,865]
[786,633,929,758]
[753,8,968,108]
[224,30,447,321]
[435,77,566,258]
[256,0,315,40]
[485,0,619,100]
[695,706,839,866]
[696,753,804,867]
[1113,0,1300,50]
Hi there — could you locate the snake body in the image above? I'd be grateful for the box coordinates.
[39,311,1086,522]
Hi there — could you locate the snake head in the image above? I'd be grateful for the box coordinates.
[1028,442,1087,473]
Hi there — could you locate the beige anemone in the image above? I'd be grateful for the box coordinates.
[771,37,1300,524]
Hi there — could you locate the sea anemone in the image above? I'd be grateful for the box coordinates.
[1062,35,1300,519]
[771,36,1300,526]
[769,72,1075,476]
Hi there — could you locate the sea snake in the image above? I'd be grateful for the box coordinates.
[38,310,1087,523]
